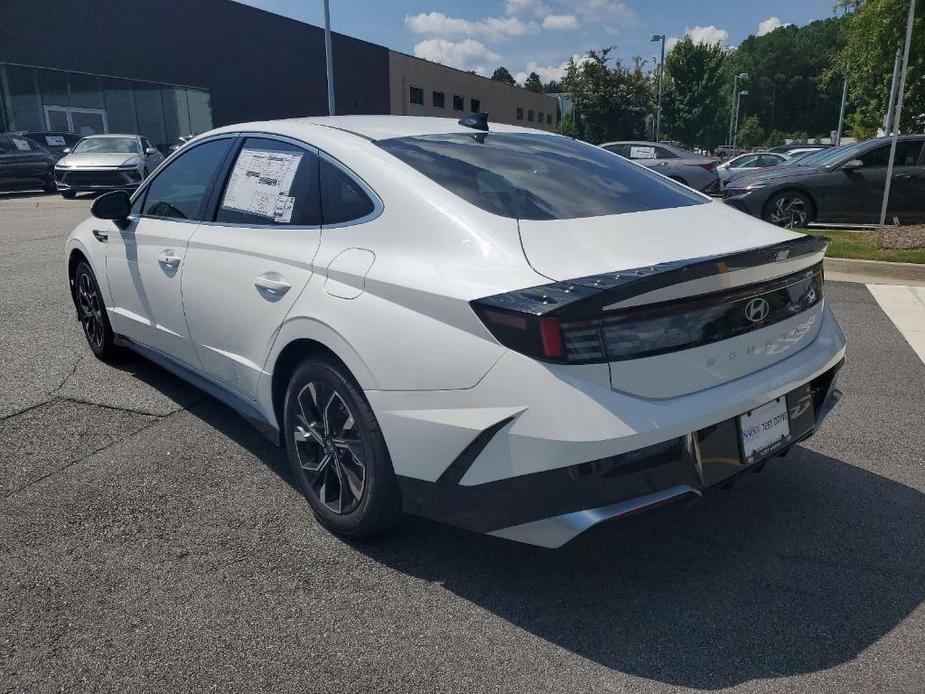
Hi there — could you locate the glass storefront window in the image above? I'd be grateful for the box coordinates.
[0,63,213,152]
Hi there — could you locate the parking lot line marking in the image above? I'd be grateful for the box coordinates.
[867,284,925,366]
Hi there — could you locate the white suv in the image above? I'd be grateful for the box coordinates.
[65,115,846,548]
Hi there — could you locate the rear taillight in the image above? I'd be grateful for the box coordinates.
[698,162,717,172]
[471,257,825,365]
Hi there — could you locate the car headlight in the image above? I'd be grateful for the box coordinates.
[119,156,144,169]
[743,182,767,191]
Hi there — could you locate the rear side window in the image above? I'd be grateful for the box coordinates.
[377,133,705,220]
[142,138,232,220]
[216,138,321,226]
[320,157,375,225]
[655,147,678,159]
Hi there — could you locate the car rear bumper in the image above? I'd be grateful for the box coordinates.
[368,303,847,547]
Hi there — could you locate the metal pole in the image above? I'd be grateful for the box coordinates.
[835,68,848,145]
[727,74,738,145]
[323,0,335,116]
[884,46,902,134]
[655,35,665,142]
[732,91,743,148]
[878,0,916,245]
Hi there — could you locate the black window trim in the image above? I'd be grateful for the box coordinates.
[130,133,239,224]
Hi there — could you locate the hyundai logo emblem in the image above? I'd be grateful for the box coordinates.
[745,297,770,323]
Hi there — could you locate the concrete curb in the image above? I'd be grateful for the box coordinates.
[824,257,925,286]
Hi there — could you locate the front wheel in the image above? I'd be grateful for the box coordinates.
[74,262,119,361]
[764,191,812,228]
[283,356,402,538]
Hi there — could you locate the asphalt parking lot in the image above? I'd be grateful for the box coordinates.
[1,192,924,694]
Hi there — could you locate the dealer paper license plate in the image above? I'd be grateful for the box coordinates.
[739,396,791,463]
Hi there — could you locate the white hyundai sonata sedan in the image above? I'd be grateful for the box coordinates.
[65,115,846,548]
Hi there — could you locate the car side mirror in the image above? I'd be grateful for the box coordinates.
[62,148,71,154]
[842,159,864,171]
[145,147,158,155]
[91,190,131,223]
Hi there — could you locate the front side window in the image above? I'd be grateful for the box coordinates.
[141,138,232,220]
[320,157,376,225]
[73,137,140,154]
[655,147,679,160]
[377,132,706,220]
[730,154,759,168]
[216,137,321,226]
[409,86,423,105]
[433,91,445,108]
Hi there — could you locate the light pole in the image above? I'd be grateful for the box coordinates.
[835,67,848,146]
[651,34,665,143]
[323,0,335,116]
[732,89,748,148]
[728,72,748,145]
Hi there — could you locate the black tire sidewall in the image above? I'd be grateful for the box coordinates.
[283,356,401,537]
[74,262,117,360]
[764,191,811,228]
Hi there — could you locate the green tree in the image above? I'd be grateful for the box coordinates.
[736,115,766,149]
[490,66,516,85]
[543,79,562,93]
[523,71,545,93]
[661,37,729,149]
[833,0,924,133]
[561,48,653,143]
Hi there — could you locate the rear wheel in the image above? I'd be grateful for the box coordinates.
[74,262,118,361]
[764,191,812,228]
[283,356,402,538]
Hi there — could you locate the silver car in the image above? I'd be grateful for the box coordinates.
[600,141,720,193]
[717,151,789,185]
[54,134,164,198]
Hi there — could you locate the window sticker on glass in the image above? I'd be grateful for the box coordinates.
[629,146,656,159]
[222,148,303,221]
[11,138,31,151]
[45,136,66,146]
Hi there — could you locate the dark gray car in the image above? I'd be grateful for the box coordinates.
[600,141,720,193]
[723,136,925,227]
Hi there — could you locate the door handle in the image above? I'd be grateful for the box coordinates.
[893,173,913,180]
[255,274,292,297]
[157,251,181,269]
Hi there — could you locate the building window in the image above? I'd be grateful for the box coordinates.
[470,98,481,113]
[546,113,552,125]
[453,94,464,111]
[433,91,445,108]
[527,110,534,122]
[409,86,423,105]
[516,107,523,120]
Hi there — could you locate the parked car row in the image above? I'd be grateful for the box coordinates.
[600,141,721,193]
[723,135,925,227]
[0,131,163,197]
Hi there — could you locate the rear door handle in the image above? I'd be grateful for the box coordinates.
[893,173,914,180]
[157,250,181,269]
[255,274,292,297]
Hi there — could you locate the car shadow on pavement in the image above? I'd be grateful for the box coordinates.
[123,363,925,690]
[352,446,925,690]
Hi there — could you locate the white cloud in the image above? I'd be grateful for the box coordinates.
[574,0,636,25]
[543,14,580,30]
[514,54,591,85]
[405,11,537,41]
[413,38,500,75]
[757,16,789,36]
[666,24,730,50]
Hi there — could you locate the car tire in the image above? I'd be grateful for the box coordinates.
[764,191,812,228]
[283,355,403,538]
[61,190,76,199]
[73,261,119,362]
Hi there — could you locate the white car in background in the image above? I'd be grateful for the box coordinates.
[64,115,846,548]
[717,151,789,185]
[55,134,164,198]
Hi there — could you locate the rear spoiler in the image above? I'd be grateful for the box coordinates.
[474,235,829,319]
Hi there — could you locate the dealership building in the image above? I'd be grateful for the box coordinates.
[0,0,558,151]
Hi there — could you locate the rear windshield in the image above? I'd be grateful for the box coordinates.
[377,132,706,220]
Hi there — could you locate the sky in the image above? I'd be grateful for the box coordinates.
[235,0,842,82]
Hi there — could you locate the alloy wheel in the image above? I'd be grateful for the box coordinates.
[768,195,808,228]
[293,381,367,514]
[76,271,105,349]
